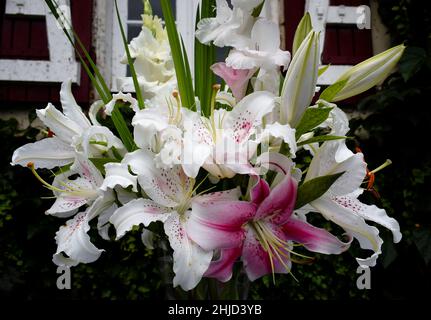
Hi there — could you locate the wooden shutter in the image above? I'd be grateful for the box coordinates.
[0,0,93,106]
[284,0,373,86]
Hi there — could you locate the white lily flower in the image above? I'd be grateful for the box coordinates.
[330,44,406,102]
[73,126,126,159]
[132,93,190,170]
[226,19,291,71]
[303,140,402,267]
[108,150,209,290]
[280,31,320,127]
[11,81,88,169]
[45,155,104,217]
[52,189,117,267]
[11,80,124,168]
[195,0,260,49]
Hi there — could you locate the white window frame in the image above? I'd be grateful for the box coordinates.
[111,0,199,92]
[0,0,80,83]
[305,0,370,85]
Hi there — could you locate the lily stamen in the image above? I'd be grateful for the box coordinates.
[27,162,96,198]
[27,162,65,193]
[251,220,310,283]
[369,159,392,174]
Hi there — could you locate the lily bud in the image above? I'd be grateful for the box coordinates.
[292,12,312,57]
[280,31,320,127]
[330,44,406,102]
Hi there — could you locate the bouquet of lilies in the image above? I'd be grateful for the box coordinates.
[11,0,404,292]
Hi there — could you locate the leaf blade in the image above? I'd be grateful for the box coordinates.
[295,172,345,209]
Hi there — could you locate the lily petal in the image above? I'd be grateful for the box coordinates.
[60,80,91,129]
[53,211,103,267]
[110,198,170,239]
[204,247,242,282]
[225,91,275,144]
[312,197,383,267]
[255,175,297,223]
[333,190,402,243]
[185,198,256,251]
[306,141,366,197]
[76,125,125,158]
[124,150,192,208]
[283,217,352,254]
[100,163,138,192]
[11,137,74,169]
[105,92,139,115]
[259,122,297,157]
[211,62,255,101]
[164,214,213,291]
[37,103,83,144]
[250,178,270,205]
[255,151,294,176]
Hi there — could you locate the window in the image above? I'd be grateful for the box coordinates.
[0,0,80,83]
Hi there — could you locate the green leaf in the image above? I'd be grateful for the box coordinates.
[292,12,312,56]
[319,78,349,102]
[295,172,345,209]
[114,0,144,109]
[161,0,195,109]
[413,228,431,265]
[251,1,265,17]
[195,1,216,116]
[89,158,120,175]
[295,107,333,139]
[318,64,330,77]
[297,135,348,146]
[398,46,426,82]
[111,105,138,152]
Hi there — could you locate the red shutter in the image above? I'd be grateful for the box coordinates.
[283,0,306,54]
[284,0,373,65]
[322,0,373,65]
[0,0,94,107]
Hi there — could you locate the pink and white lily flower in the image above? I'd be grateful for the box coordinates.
[189,153,351,282]
[107,149,255,291]
[304,140,402,267]
[184,91,275,179]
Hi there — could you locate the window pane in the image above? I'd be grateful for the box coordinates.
[128,0,176,20]
[128,0,144,20]
[127,24,142,42]
[150,0,176,18]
